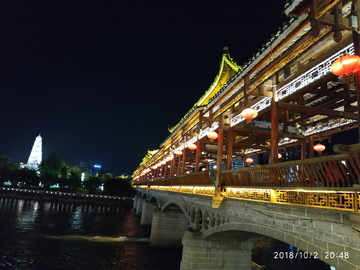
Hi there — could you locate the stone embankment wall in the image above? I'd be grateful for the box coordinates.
[0,187,133,206]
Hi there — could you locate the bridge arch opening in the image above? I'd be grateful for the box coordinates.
[203,211,210,230]
[190,207,195,223]
[204,227,338,269]
[209,213,215,228]
[196,209,202,231]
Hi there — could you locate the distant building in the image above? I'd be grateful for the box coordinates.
[26,134,42,171]
[80,162,102,176]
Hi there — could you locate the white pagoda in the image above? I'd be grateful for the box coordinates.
[26,134,42,171]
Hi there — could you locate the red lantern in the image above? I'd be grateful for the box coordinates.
[241,108,258,123]
[213,165,217,170]
[207,131,218,140]
[188,143,196,151]
[186,170,190,174]
[246,157,253,164]
[201,167,206,171]
[313,143,325,154]
[175,150,183,155]
[278,153,282,159]
[331,54,360,76]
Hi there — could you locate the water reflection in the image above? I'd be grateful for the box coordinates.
[70,207,82,231]
[1,197,182,270]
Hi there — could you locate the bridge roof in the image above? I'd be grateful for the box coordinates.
[133,1,359,179]
[167,47,240,134]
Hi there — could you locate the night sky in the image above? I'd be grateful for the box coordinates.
[0,0,288,175]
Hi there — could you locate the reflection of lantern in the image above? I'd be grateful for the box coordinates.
[278,153,282,159]
[188,143,197,151]
[207,131,218,140]
[246,157,253,164]
[314,143,325,154]
[213,165,217,170]
[241,108,258,123]
[331,55,360,76]
[175,150,183,155]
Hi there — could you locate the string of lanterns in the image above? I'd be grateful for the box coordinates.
[136,52,360,181]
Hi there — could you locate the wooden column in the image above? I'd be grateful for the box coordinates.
[163,163,167,180]
[195,140,201,172]
[182,149,186,175]
[226,128,234,170]
[353,0,360,142]
[309,136,314,158]
[195,114,203,172]
[343,76,351,111]
[270,76,279,164]
[300,139,306,160]
[216,116,224,196]
[170,157,175,177]
[270,100,279,164]
[177,154,181,176]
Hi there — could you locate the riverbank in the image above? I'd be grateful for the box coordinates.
[0,187,134,206]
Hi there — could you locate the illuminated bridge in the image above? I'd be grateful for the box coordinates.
[132,1,360,269]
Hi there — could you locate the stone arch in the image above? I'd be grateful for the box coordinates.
[147,195,160,208]
[202,223,353,268]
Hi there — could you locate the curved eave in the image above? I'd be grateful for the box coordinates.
[166,51,240,138]
[197,54,240,107]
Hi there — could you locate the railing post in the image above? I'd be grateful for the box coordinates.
[216,115,224,196]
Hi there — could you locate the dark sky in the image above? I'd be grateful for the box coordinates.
[0,0,288,175]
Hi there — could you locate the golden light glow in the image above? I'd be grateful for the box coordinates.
[331,54,360,76]
[207,131,218,140]
[188,143,197,151]
[246,157,253,164]
[313,143,325,154]
[241,108,258,123]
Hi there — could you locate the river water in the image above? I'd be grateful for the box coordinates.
[0,197,334,270]
[0,198,182,270]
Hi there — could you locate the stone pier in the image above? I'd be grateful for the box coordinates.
[140,200,158,226]
[133,194,138,209]
[135,197,144,216]
[181,231,254,270]
[149,207,188,247]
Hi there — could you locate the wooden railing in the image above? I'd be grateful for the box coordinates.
[135,150,360,188]
[221,152,360,188]
[150,171,214,186]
